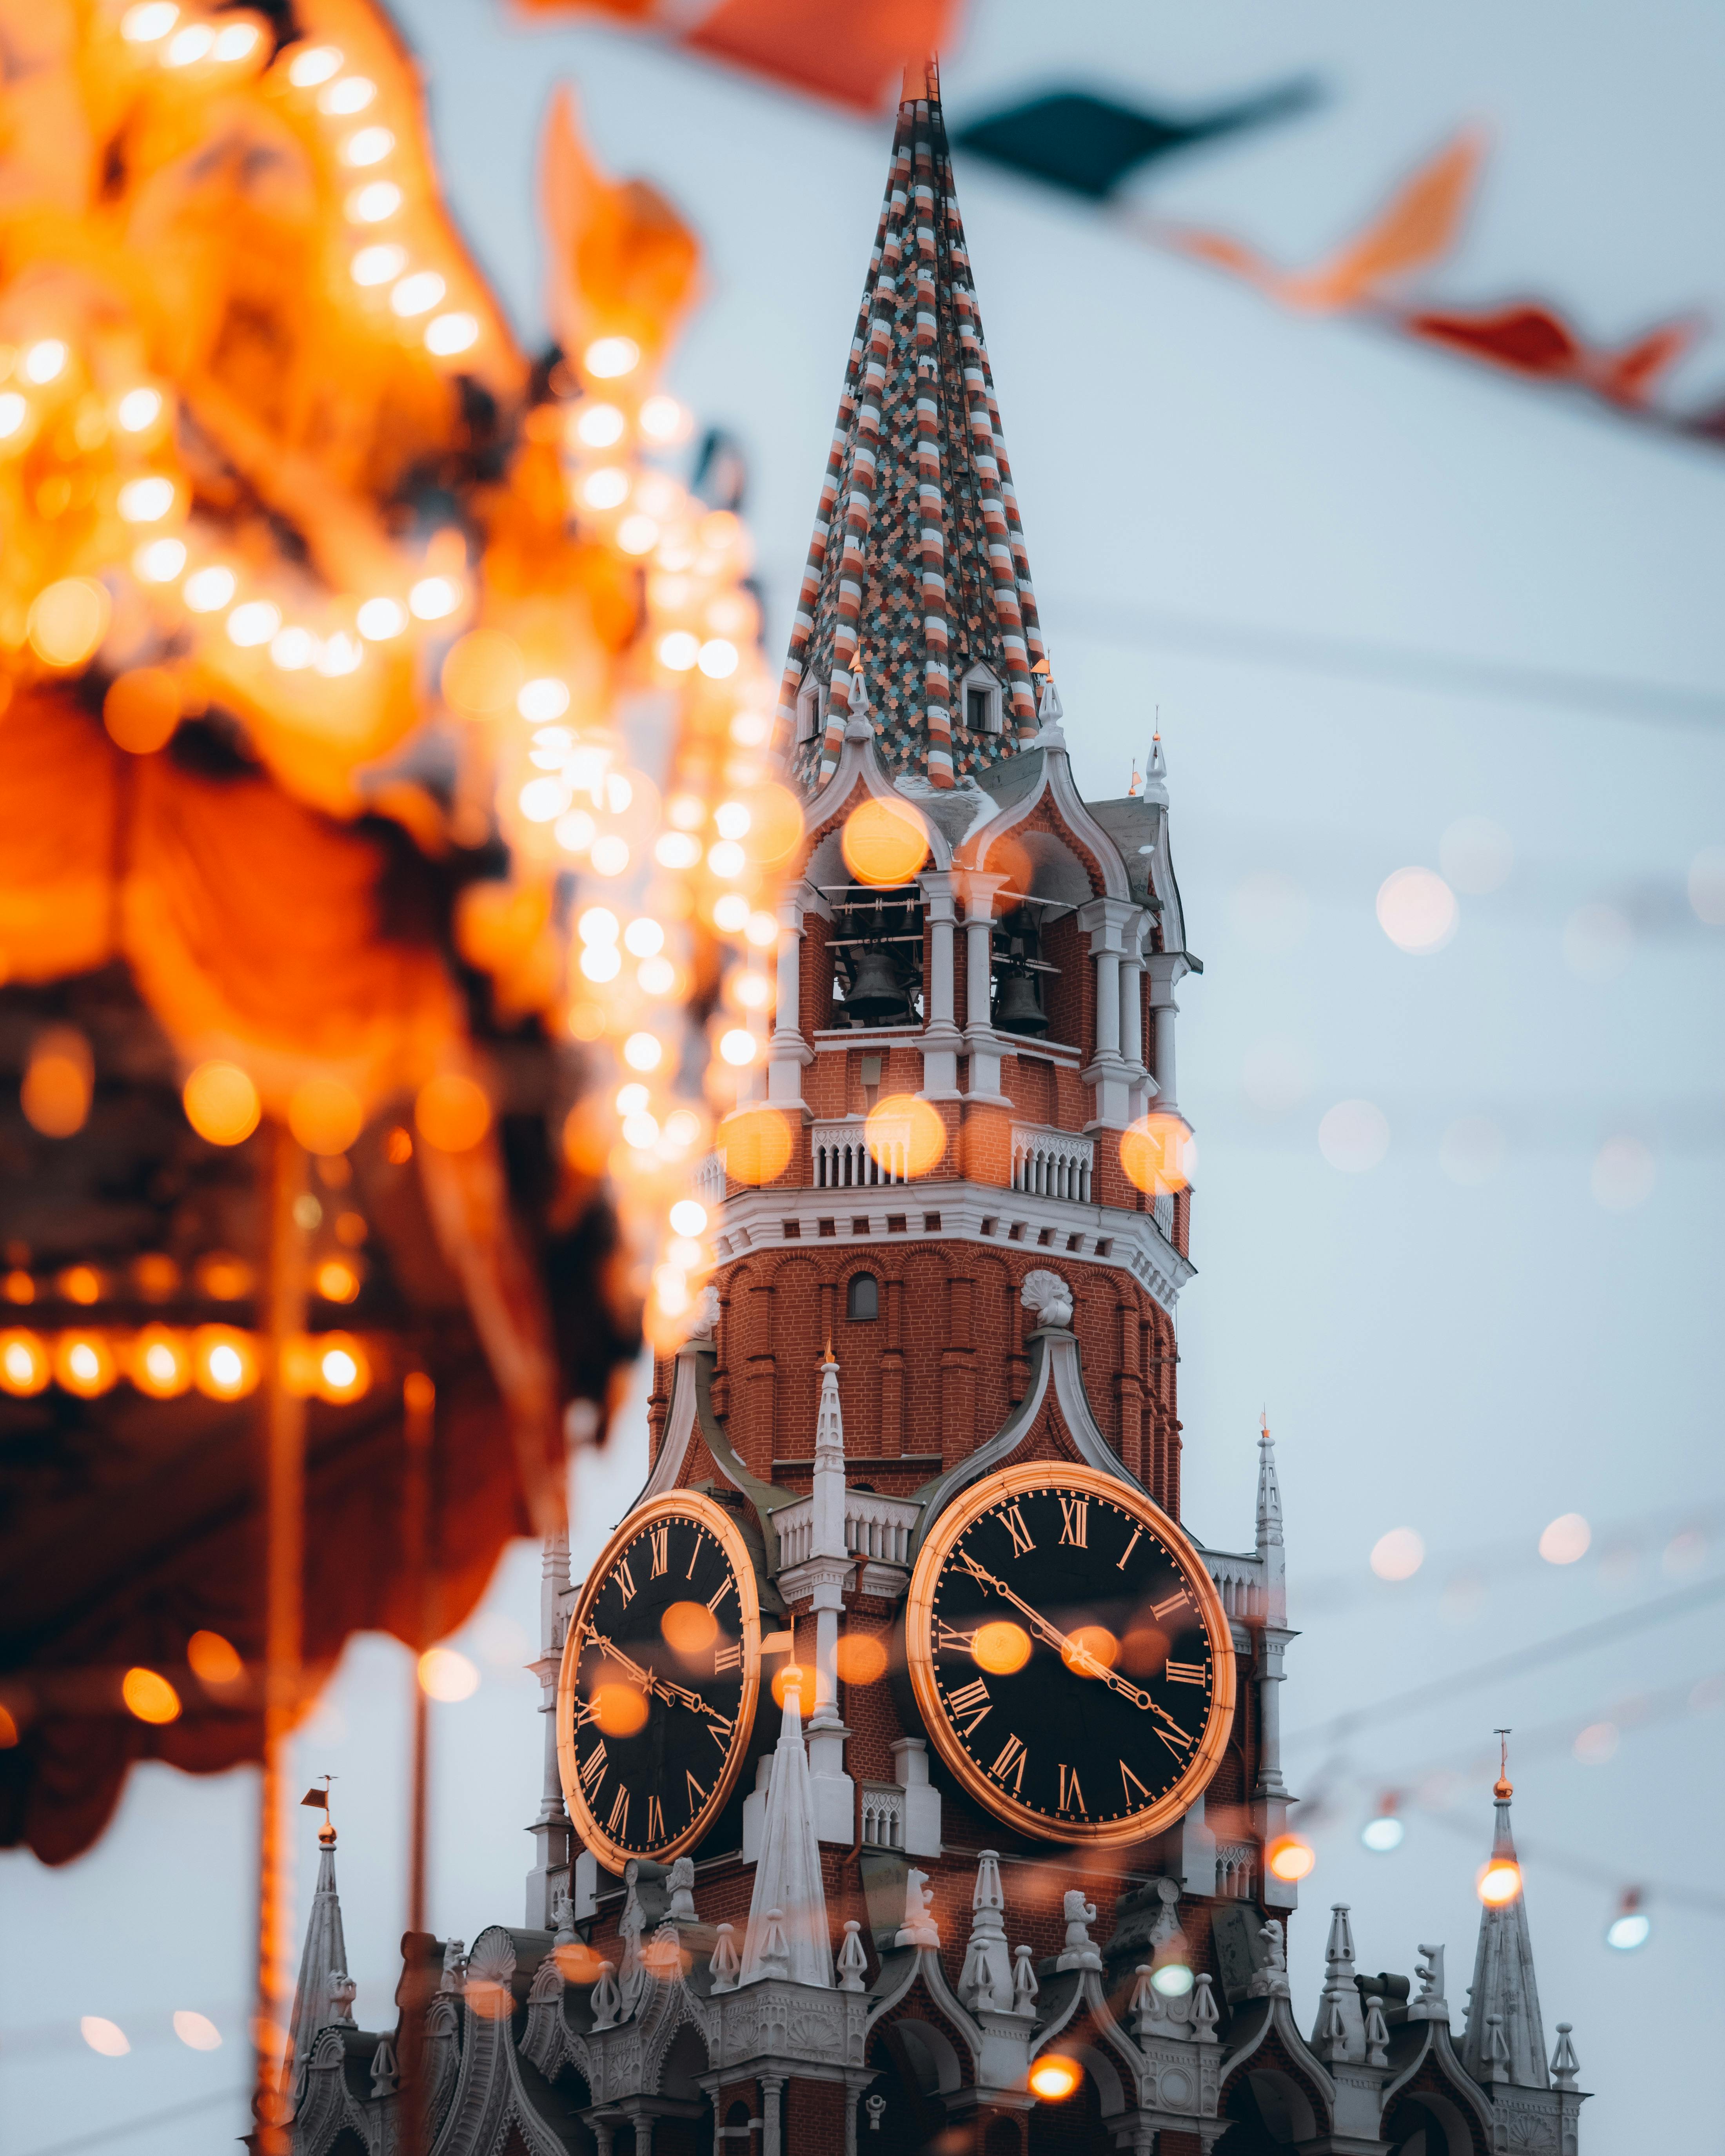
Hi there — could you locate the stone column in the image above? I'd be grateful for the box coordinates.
[761,2075,784,2156]
[1143,951,1188,1114]
[961,873,1010,1103]
[1119,914,1149,1122]
[1077,897,1137,1129]
[919,871,961,1099]
[767,885,815,1112]
[524,1530,573,1927]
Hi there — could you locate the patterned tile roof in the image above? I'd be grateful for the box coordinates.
[777,60,1046,793]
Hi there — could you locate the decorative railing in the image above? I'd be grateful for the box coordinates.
[692,1152,726,1207]
[1216,1844,1256,1900]
[1009,1123,1093,1202]
[774,1487,921,1574]
[861,1783,906,1849]
[1204,1549,1267,1622]
[812,1117,907,1189]
[1154,1191,1175,1240]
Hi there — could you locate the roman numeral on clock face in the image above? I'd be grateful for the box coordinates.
[1058,1497,1088,1547]
[686,1771,709,1812]
[614,1557,637,1606]
[989,1734,1027,1793]
[1117,1528,1142,1570]
[714,1641,742,1673]
[649,1526,669,1577]
[1120,1759,1153,1806]
[1150,1588,1189,1621]
[1059,1763,1086,1814]
[1154,1720,1196,1763]
[946,1677,992,1735]
[579,1741,606,1791]
[606,1785,629,1837]
[999,1506,1035,1558]
[646,1794,664,1840]
[1165,1661,1205,1685]
[705,1579,731,1614]
[935,1620,971,1652]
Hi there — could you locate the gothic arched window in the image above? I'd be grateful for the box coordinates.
[847,1272,879,1321]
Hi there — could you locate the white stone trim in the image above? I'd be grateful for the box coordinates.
[1009,1123,1093,1202]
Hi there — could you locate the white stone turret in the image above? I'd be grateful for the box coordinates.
[1461,1754,1550,2089]
[526,1526,579,1929]
[958,1852,1013,2012]
[1312,1904,1367,2063]
[739,1670,833,1989]
[1254,1412,1297,1910]
[287,1819,349,2106]
[777,1350,856,1842]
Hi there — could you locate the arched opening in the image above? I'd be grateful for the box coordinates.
[1384,2090,1481,2156]
[327,2134,368,2156]
[847,1271,879,1321]
[1215,2064,1322,2151]
[862,2016,963,2152]
[1026,2051,1110,2154]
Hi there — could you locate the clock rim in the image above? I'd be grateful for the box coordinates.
[905,1461,1237,1847]
[556,1488,763,1874]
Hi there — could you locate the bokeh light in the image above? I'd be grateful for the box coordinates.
[174,2010,223,2049]
[590,1681,648,1735]
[971,1621,1032,1675]
[416,1073,492,1153]
[834,1633,888,1684]
[1318,1099,1390,1174]
[1539,1512,1591,1564]
[81,2015,130,2056]
[418,1647,479,1702]
[0,1330,51,1396]
[720,1105,793,1186]
[1028,2057,1081,2101]
[841,797,928,886]
[104,668,180,754]
[187,1631,244,1687]
[1376,866,1458,953]
[288,1077,363,1156]
[661,1601,719,1658]
[1370,1527,1425,1581]
[1061,1624,1119,1677]
[865,1094,945,1179]
[183,1062,261,1147]
[1120,1112,1195,1195]
[131,1325,191,1399]
[20,1027,93,1138]
[192,1326,259,1401]
[1478,1858,1523,1906]
[1267,1834,1316,1882]
[122,1667,181,1724]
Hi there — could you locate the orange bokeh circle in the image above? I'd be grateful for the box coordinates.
[720,1105,793,1186]
[183,1062,261,1147]
[288,1078,364,1157]
[971,1621,1032,1675]
[841,796,928,886]
[866,1094,946,1178]
[834,1633,888,1685]
[104,668,180,755]
[661,1601,719,1658]
[1120,1112,1196,1196]
[591,1683,650,1737]
[416,1073,492,1153]
[1061,1624,1120,1677]
[1267,1834,1316,1883]
[441,629,523,716]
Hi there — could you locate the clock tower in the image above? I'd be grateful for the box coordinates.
[286,62,1592,2156]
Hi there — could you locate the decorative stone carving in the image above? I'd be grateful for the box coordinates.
[1551,2022,1580,2091]
[1364,1994,1390,2069]
[1056,1889,1102,1973]
[368,2033,399,2098]
[666,1855,699,1924]
[439,1938,467,1993]
[1192,1973,1220,2045]
[895,1868,940,1949]
[709,1923,741,1994]
[328,1971,356,2025]
[1247,1918,1291,1999]
[686,1285,720,1341]
[837,1920,869,1993]
[1020,1269,1073,1330]
[1011,1943,1039,2019]
[1409,1941,1448,2021]
[590,1961,621,2031]
[959,1851,1014,2011]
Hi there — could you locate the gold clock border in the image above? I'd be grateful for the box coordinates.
[556,1487,764,1875]
[904,1461,1238,1847]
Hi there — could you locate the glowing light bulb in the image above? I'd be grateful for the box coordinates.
[707,840,745,879]
[347,181,402,223]
[23,340,67,384]
[342,127,394,167]
[0,391,26,438]
[226,601,280,647]
[118,475,175,523]
[351,243,406,286]
[714,800,752,840]
[1028,2058,1080,2102]
[698,638,739,679]
[212,22,259,60]
[615,1085,650,1116]
[425,312,478,356]
[116,387,163,432]
[134,537,187,582]
[583,336,639,379]
[121,3,179,41]
[1267,1835,1315,1883]
[183,566,236,612]
[390,271,445,317]
[517,677,570,722]
[165,24,215,64]
[657,631,699,672]
[639,394,685,441]
[719,1029,757,1067]
[654,832,700,869]
[319,75,376,114]
[409,575,459,620]
[623,1033,663,1072]
[1478,1860,1522,1907]
[616,515,659,556]
[270,626,319,671]
[575,403,625,447]
[669,1200,707,1238]
[315,631,363,676]
[287,43,343,86]
[356,596,407,640]
[581,467,630,511]
[623,918,664,958]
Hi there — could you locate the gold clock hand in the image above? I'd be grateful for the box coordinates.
[952,1549,1194,1738]
[585,1626,734,1724]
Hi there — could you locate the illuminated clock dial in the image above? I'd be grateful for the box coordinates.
[905,1463,1235,1844]
[556,1490,761,1873]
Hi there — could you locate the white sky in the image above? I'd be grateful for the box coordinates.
[6,4,1723,2149]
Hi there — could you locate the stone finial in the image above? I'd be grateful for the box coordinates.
[1364,1995,1390,2070]
[709,1923,740,1994]
[589,1962,621,2031]
[759,1908,791,1981]
[838,1920,869,1993]
[1055,1889,1102,1973]
[895,1868,940,1950]
[1256,1410,1284,1553]
[1011,1944,1039,2019]
[686,1285,719,1342]
[1247,1919,1291,1999]
[369,2033,399,2098]
[1409,1942,1447,2022]
[329,1972,357,2025]
[550,1879,576,1946]
[1130,1965,1164,2035]
[1551,2023,1580,2090]
[1485,2013,1511,2084]
[960,1851,1014,2012]
[1313,1903,1364,2062]
[1020,1269,1073,1330]
[1192,1973,1220,2045]
[666,1856,699,1925]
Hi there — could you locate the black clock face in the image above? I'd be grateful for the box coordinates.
[557,1494,760,1871]
[907,1466,1234,1843]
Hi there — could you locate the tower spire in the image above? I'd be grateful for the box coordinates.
[739,1670,835,1988]
[776,62,1046,791]
[1460,1743,1552,2090]
[287,1804,352,2104]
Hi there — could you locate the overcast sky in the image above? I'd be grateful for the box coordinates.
[7,4,1723,2150]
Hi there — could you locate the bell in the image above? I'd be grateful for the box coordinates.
[845,945,911,1026]
[993,966,1048,1037]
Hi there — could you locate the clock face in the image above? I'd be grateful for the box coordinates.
[556,1491,761,1873]
[905,1463,1235,1844]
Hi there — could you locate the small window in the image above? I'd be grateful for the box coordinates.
[847,1272,879,1321]
[967,686,990,731]
[797,673,823,743]
[960,664,1002,736]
